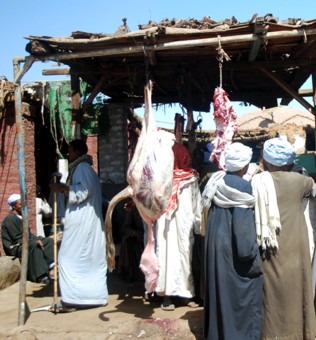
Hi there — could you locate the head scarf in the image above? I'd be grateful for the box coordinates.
[8,194,21,210]
[263,138,295,166]
[172,142,191,170]
[225,142,253,172]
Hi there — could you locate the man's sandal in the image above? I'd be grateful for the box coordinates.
[161,303,175,311]
[50,300,77,313]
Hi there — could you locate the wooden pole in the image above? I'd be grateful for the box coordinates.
[53,176,58,313]
[14,60,29,326]
[70,73,81,139]
[259,67,315,112]
[312,71,316,150]
[13,56,35,84]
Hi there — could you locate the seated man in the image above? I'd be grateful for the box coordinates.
[1,194,54,284]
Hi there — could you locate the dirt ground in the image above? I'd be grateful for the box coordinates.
[0,270,204,339]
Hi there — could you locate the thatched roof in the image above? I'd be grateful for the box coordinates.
[22,14,316,113]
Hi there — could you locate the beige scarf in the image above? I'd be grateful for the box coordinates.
[66,154,93,187]
[251,171,281,250]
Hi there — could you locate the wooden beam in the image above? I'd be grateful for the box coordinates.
[148,50,157,66]
[33,28,316,62]
[259,67,314,112]
[248,22,266,62]
[293,37,316,59]
[42,68,70,75]
[280,37,316,105]
[312,71,316,108]
[312,71,316,149]
[13,56,36,83]
[71,73,81,138]
[81,75,107,115]
[298,89,314,96]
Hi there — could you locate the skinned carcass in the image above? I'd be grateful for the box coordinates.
[210,87,238,170]
[105,80,175,293]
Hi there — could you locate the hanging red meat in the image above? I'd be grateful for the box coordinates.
[105,80,175,293]
[210,87,238,170]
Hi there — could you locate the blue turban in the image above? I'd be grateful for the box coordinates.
[263,138,296,166]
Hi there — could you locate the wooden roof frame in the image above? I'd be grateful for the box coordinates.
[14,16,316,115]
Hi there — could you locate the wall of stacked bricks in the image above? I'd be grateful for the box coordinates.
[99,103,128,185]
[0,102,128,255]
[0,103,36,255]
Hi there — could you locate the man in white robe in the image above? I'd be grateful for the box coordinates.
[155,142,201,310]
[51,139,108,309]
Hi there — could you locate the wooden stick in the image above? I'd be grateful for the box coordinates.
[53,176,58,314]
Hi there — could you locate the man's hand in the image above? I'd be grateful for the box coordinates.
[36,239,45,251]
[50,183,69,194]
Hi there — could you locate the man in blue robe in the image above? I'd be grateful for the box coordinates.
[51,139,108,310]
[202,142,263,340]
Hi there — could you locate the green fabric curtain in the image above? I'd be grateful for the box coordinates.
[49,81,110,157]
[49,81,73,158]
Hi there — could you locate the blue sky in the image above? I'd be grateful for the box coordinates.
[1,0,315,129]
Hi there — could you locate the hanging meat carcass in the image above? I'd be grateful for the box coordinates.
[105,80,175,293]
[210,87,238,170]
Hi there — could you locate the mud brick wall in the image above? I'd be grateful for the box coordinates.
[0,102,36,255]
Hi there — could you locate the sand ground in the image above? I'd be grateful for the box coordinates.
[0,270,203,339]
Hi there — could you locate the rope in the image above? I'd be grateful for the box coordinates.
[303,29,307,43]
[216,35,231,88]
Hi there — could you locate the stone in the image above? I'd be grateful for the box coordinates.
[0,256,20,290]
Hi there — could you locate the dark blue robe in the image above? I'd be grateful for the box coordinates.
[1,213,54,282]
[204,174,263,340]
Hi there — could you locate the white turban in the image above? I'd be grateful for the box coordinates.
[225,142,253,172]
[8,194,21,210]
[263,138,295,166]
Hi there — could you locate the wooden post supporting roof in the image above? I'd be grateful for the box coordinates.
[13,58,30,326]
[259,67,315,112]
[13,56,35,84]
[312,71,316,149]
[81,75,107,117]
[70,73,81,139]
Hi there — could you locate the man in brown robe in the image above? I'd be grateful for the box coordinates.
[253,137,316,340]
